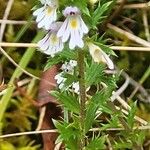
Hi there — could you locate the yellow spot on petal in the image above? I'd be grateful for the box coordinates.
[70,19,78,29]
[50,34,58,45]
[46,7,53,16]
[93,49,103,62]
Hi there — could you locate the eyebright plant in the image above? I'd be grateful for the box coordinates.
[33,0,143,149]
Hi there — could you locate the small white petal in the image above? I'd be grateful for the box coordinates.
[101,51,114,70]
[33,7,45,16]
[36,11,45,22]
[37,18,45,28]
[69,30,76,49]
[61,23,71,42]
[38,34,49,50]
[57,18,69,38]
[38,40,49,51]
[72,82,79,94]
[74,30,84,48]
[45,16,53,29]
[79,17,88,34]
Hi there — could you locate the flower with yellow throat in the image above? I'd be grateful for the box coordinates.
[38,22,64,56]
[33,0,58,30]
[57,6,88,49]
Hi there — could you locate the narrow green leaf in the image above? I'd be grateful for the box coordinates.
[53,120,79,150]
[86,136,106,150]
[91,1,113,27]
[73,0,90,16]
[85,62,105,87]
[126,101,137,128]
[85,90,113,132]
[51,91,80,114]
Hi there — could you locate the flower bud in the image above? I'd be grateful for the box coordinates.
[89,0,99,5]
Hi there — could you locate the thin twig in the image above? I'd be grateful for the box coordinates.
[142,10,150,42]
[0,46,56,87]
[36,106,46,131]
[111,46,150,51]
[107,23,150,47]
[0,47,41,80]
[106,136,113,150]
[0,130,57,138]
[0,42,37,47]
[1,125,150,139]
[123,2,150,9]
[0,19,28,25]
[129,66,150,101]
[0,0,14,41]
[0,42,150,51]
[121,71,149,100]
[111,73,130,101]
[116,96,130,110]
[54,142,62,150]
[103,0,127,27]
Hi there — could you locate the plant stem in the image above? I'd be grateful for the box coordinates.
[77,50,86,149]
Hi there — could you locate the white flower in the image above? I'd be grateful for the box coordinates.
[54,73,66,89]
[33,0,58,30]
[57,6,88,49]
[72,82,80,94]
[55,60,77,90]
[69,60,77,67]
[38,22,64,56]
[72,82,90,94]
[88,43,114,70]
[61,60,77,73]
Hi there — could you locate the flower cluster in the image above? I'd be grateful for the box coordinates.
[33,0,89,57]
[54,60,80,93]
[33,0,114,70]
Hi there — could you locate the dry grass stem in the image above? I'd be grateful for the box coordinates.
[0,46,41,80]
[123,3,150,9]
[111,46,150,51]
[0,46,56,87]
[107,23,150,47]
[0,42,150,51]
[36,106,46,131]
[0,0,14,41]
[0,42,37,47]
[111,75,130,101]
[142,10,150,41]
[0,129,57,138]
[1,125,150,139]
[0,19,28,25]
